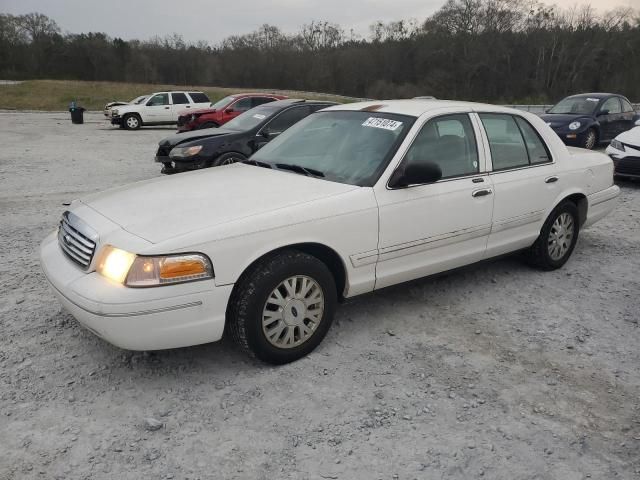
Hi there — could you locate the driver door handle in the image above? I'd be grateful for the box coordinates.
[545,176,559,184]
[164,106,170,109]
[472,188,493,198]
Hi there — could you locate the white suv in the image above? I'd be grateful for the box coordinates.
[110,91,211,130]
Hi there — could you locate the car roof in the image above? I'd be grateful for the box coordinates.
[322,99,519,118]
[565,93,618,99]
[266,99,338,108]
[231,92,287,98]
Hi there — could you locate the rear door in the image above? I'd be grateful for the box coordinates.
[171,92,191,121]
[252,96,278,108]
[477,112,558,257]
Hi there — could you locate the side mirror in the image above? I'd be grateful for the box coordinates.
[260,130,280,139]
[597,109,609,116]
[225,108,234,114]
[390,162,442,188]
[634,119,640,126]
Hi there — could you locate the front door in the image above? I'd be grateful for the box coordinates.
[143,93,172,123]
[223,97,253,123]
[598,97,623,142]
[374,112,494,289]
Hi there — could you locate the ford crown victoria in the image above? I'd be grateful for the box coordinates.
[41,100,619,364]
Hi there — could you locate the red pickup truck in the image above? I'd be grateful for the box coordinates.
[176,93,288,132]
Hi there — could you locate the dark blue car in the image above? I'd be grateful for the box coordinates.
[540,93,637,149]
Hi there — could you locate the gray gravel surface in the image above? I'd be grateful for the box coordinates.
[1,112,639,479]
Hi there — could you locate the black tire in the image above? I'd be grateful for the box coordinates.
[580,128,597,150]
[211,152,246,167]
[199,122,218,129]
[526,201,580,271]
[227,250,337,364]
[123,114,142,130]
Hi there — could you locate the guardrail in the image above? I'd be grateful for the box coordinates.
[506,104,640,114]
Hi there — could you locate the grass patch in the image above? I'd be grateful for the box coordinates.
[0,80,359,111]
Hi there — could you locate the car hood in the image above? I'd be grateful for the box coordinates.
[539,113,593,126]
[78,163,358,244]
[614,126,640,146]
[159,127,239,149]
[177,107,216,117]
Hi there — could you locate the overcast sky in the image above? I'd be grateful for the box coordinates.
[1,0,637,43]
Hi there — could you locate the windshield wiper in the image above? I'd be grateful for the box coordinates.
[241,159,273,169]
[275,163,325,178]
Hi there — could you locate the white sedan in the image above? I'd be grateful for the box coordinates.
[606,124,640,179]
[40,100,619,364]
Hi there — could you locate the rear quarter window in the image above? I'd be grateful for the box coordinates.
[188,92,210,103]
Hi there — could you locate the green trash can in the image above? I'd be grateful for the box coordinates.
[70,106,85,124]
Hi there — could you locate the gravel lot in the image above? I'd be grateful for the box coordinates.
[1,111,639,480]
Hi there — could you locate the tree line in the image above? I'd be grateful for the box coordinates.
[0,0,639,103]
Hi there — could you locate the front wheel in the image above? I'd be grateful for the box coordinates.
[123,114,141,130]
[228,250,337,364]
[211,152,246,167]
[199,122,218,129]
[526,201,580,270]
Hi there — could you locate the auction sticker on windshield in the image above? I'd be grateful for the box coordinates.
[362,117,403,131]
[253,114,266,120]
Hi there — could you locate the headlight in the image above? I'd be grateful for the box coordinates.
[95,246,136,284]
[610,139,625,152]
[569,121,581,131]
[96,245,213,287]
[170,145,203,159]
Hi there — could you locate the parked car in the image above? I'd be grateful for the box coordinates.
[157,99,336,174]
[606,122,640,179]
[111,91,211,130]
[540,93,637,149]
[176,93,288,132]
[103,95,148,118]
[40,100,619,364]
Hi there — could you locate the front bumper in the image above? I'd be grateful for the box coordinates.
[110,115,123,126]
[606,144,640,178]
[156,155,209,174]
[40,232,232,351]
[550,127,589,146]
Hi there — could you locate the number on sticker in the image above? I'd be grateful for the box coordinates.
[362,117,403,131]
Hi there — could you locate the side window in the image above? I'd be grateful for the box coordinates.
[620,98,634,113]
[188,92,210,103]
[147,93,169,106]
[404,113,479,179]
[252,97,276,107]
[479,113,529,170]
[514,117,551,164]
[171,92,189,105]
[231,97,253,112]
[601,97,622,114]
[262,107,311,136]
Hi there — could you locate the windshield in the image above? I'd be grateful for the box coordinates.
[210,95,235,110]
[549,97,599,115]
[224,104,280,131]
[131,96,147,104]
[251,111,415,186]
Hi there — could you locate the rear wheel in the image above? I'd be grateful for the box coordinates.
[228,250,337,364]
[526,201,580,270]
[581,128,597,149]
[211,152,246,167]
[123,114,141,130]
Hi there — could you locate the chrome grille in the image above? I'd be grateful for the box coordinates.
[58,211,99,269]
